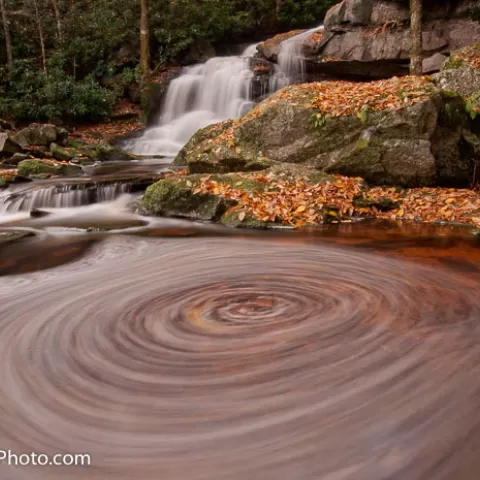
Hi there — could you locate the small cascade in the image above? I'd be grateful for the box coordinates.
[128,27,323,158]
[127,44,257,157]
[270,26,324,91]
[0,183,130,213]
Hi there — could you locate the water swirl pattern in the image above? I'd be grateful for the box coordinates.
[0,235,480,479]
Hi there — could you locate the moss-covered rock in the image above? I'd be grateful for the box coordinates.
[433,42,480,101]
[50,143,75,161]
[95,142,135,161]
[220,209,277,228]
[17,159,82,178]
[139,177,236,220]
[12,124,68,148]
[173,121,272,174]
[175,74,480,187]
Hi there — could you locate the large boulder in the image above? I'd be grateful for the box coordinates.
[174,76,477,188]
[0,133,23,158]
[258,0,480,80]
[12,124,68,148]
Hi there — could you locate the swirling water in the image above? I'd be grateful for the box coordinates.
[0,224,480,479]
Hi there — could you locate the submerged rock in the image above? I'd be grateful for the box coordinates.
[0,231,34,245]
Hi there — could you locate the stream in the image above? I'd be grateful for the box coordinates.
[1,30,480,480]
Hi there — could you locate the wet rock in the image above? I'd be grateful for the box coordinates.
[30,209,50,218]
[0,133,23,157]
[0,119,15,131]
[141,69,181,126]
[220,210,276,229]
[12,124,68,148]
[140,177,236,220]
[257,30,307,62]
[50,143,74,161]
[95,142,135,161]
[2,153,30,166]
[17,159,83,179]
[0,231,34,245]
[173,121,272,174]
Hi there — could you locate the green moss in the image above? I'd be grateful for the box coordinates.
[356,138,369,150]
[51,144,74,161]
[353,196,399,211]
[0,177,6,188]
[18,160,63,177]
[17,159,82,178]
[358,105,370,125]
[440,90,460,98]
[140,178,236,220]
[220,209,277,228]
[443,57,465,70]
[95,143,134,161]
[438,96,468,128]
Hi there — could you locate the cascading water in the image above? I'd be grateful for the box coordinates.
[127,44,258,157]
[128,26,323,158]
[270,25,324,91]
[0,183,129,213]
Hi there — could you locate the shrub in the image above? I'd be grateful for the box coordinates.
[0,61,115,123]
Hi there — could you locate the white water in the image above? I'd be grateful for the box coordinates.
[127,44,257,157]
[270,26,324,91]
[0,183,129,213]
[128,27,323,158]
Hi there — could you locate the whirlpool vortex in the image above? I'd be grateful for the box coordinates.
[0,236,480,480]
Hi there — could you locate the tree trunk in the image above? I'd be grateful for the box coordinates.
[275,0,282,20]
[32,0,47,74]
[50,0,62,42]
[0,0,13,72]
[410,0,423,75]
[140,0,150,81]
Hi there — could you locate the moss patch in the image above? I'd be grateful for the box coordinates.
[140,178,236,220]
[17,159,82,178]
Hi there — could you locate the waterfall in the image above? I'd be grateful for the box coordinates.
[127,44,257,157]
[270,26,324,91]
[128,27,324,157]
[0,183,130,213]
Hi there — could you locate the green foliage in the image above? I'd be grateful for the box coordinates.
[311,112,328,129]
[443,57,465,70]
[0,62,115,122]
[357,105,370,124]
[0,0,337,122]
[466,93,480,120]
